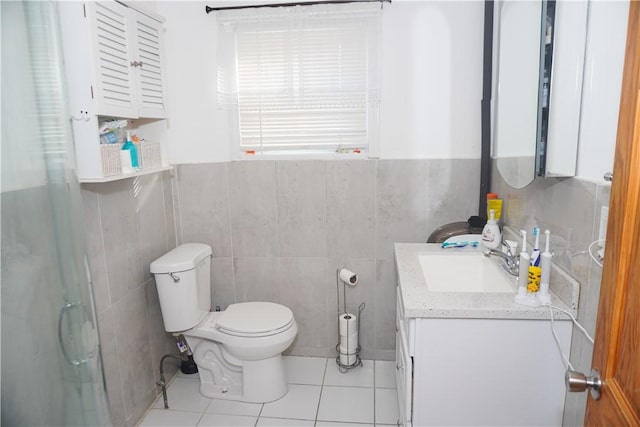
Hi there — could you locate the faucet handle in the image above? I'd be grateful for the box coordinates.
[504,240,518,256]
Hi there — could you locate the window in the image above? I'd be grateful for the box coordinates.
[216,2,382,158]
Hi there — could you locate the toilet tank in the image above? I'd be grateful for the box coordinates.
[150,243,212,332]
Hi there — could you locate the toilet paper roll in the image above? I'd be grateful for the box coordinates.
[339,313,358,336]
[339,268,358,286]
[340,329,358,343]
[340,333,358,352]
[340,352,357,366]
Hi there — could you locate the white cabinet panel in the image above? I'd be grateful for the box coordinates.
[90,1,138,118]
[132,12,166,118]
[411,317,571,426]
[395,290,573,426]
[396,287,413,427]
[65,1,166,120]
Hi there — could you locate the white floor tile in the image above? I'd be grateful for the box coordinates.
[315,422,374,427]
[141,359,400,427]
[257,417,315,426]
[198,413,256,426]
[284,356,327,385]
[375,388,399,425]
[260,384,322,421]
[323,359,374,388]
[139,409,202,426]
[374,360,397,389]
[153,377,212,413]
[317,386,374,424]
[206,398,262,417]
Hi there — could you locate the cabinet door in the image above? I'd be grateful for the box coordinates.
[132,12,166,118]
[396,319,413,427]
[396,288,413,426]
[89,1,138,118]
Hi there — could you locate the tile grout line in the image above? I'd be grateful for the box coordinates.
[94,190,113,312]
[254,402,265,427]
[313,357,330,425]
[373,360,377,426]
[224,162,238,305]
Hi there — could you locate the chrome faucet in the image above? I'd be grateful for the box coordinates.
[483,243,520,276]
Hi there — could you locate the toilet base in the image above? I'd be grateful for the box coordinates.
[192,338,288,403]
[241,355,288,403]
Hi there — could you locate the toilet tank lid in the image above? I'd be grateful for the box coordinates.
[150,243,212,274]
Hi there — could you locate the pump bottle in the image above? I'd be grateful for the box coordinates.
[481,209,501,250]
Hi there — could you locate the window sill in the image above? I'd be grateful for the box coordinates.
[233,151,376,161]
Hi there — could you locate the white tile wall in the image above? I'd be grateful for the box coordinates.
[174,159,480,361]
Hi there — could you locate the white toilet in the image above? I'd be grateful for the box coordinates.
[150,243,298,403]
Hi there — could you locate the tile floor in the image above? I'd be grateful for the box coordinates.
[139,357,398,427]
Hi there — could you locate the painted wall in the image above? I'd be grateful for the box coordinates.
[154,1,484,164]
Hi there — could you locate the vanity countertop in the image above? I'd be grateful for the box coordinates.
[395,243,576,320]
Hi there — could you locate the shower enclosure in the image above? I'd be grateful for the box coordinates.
[1,1,111,425]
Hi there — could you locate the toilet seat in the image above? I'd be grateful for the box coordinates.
[189,302,295,340]
[217,302,294,337]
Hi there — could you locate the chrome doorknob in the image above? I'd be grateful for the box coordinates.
[565,369,602,400]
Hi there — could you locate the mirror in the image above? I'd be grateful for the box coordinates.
[492,0,588,189]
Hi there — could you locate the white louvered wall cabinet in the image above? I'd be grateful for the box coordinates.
[58,1,170,182]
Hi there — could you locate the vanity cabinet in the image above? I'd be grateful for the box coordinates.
[58,1,169,182]
[395,287,572,427]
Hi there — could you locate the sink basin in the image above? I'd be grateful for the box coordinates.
[418,252,515,293]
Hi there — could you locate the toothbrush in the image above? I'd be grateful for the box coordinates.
[441,241,479,249]
[517,230,530,295]
[515,230,538,306]
[530,227,541,267]
[537,230,553,304]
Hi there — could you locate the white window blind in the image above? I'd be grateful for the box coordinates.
[217,3,381,157]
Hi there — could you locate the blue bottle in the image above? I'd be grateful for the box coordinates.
[123,131,139,169]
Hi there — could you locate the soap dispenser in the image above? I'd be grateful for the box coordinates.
[481,209,501,250]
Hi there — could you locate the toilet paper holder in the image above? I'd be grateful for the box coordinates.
[335,267,365,373]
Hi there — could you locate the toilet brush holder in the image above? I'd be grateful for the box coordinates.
[181,354,198,375]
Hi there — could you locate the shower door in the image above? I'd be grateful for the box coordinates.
[1,1,111,425]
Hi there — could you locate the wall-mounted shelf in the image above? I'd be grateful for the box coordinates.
[79,166,173,184]
[59,1,170,182]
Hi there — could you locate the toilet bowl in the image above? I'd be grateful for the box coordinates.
[150,244,298,403]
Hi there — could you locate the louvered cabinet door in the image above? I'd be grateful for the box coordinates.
[132,12,166,119]
[89,1,138,118]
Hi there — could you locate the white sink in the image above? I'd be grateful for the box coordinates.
[418,252,515,293]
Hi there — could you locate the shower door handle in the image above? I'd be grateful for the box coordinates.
[58,302,98,366]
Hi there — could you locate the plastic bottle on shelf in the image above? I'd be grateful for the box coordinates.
[122,131,139,170]
[486,193,503,221]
